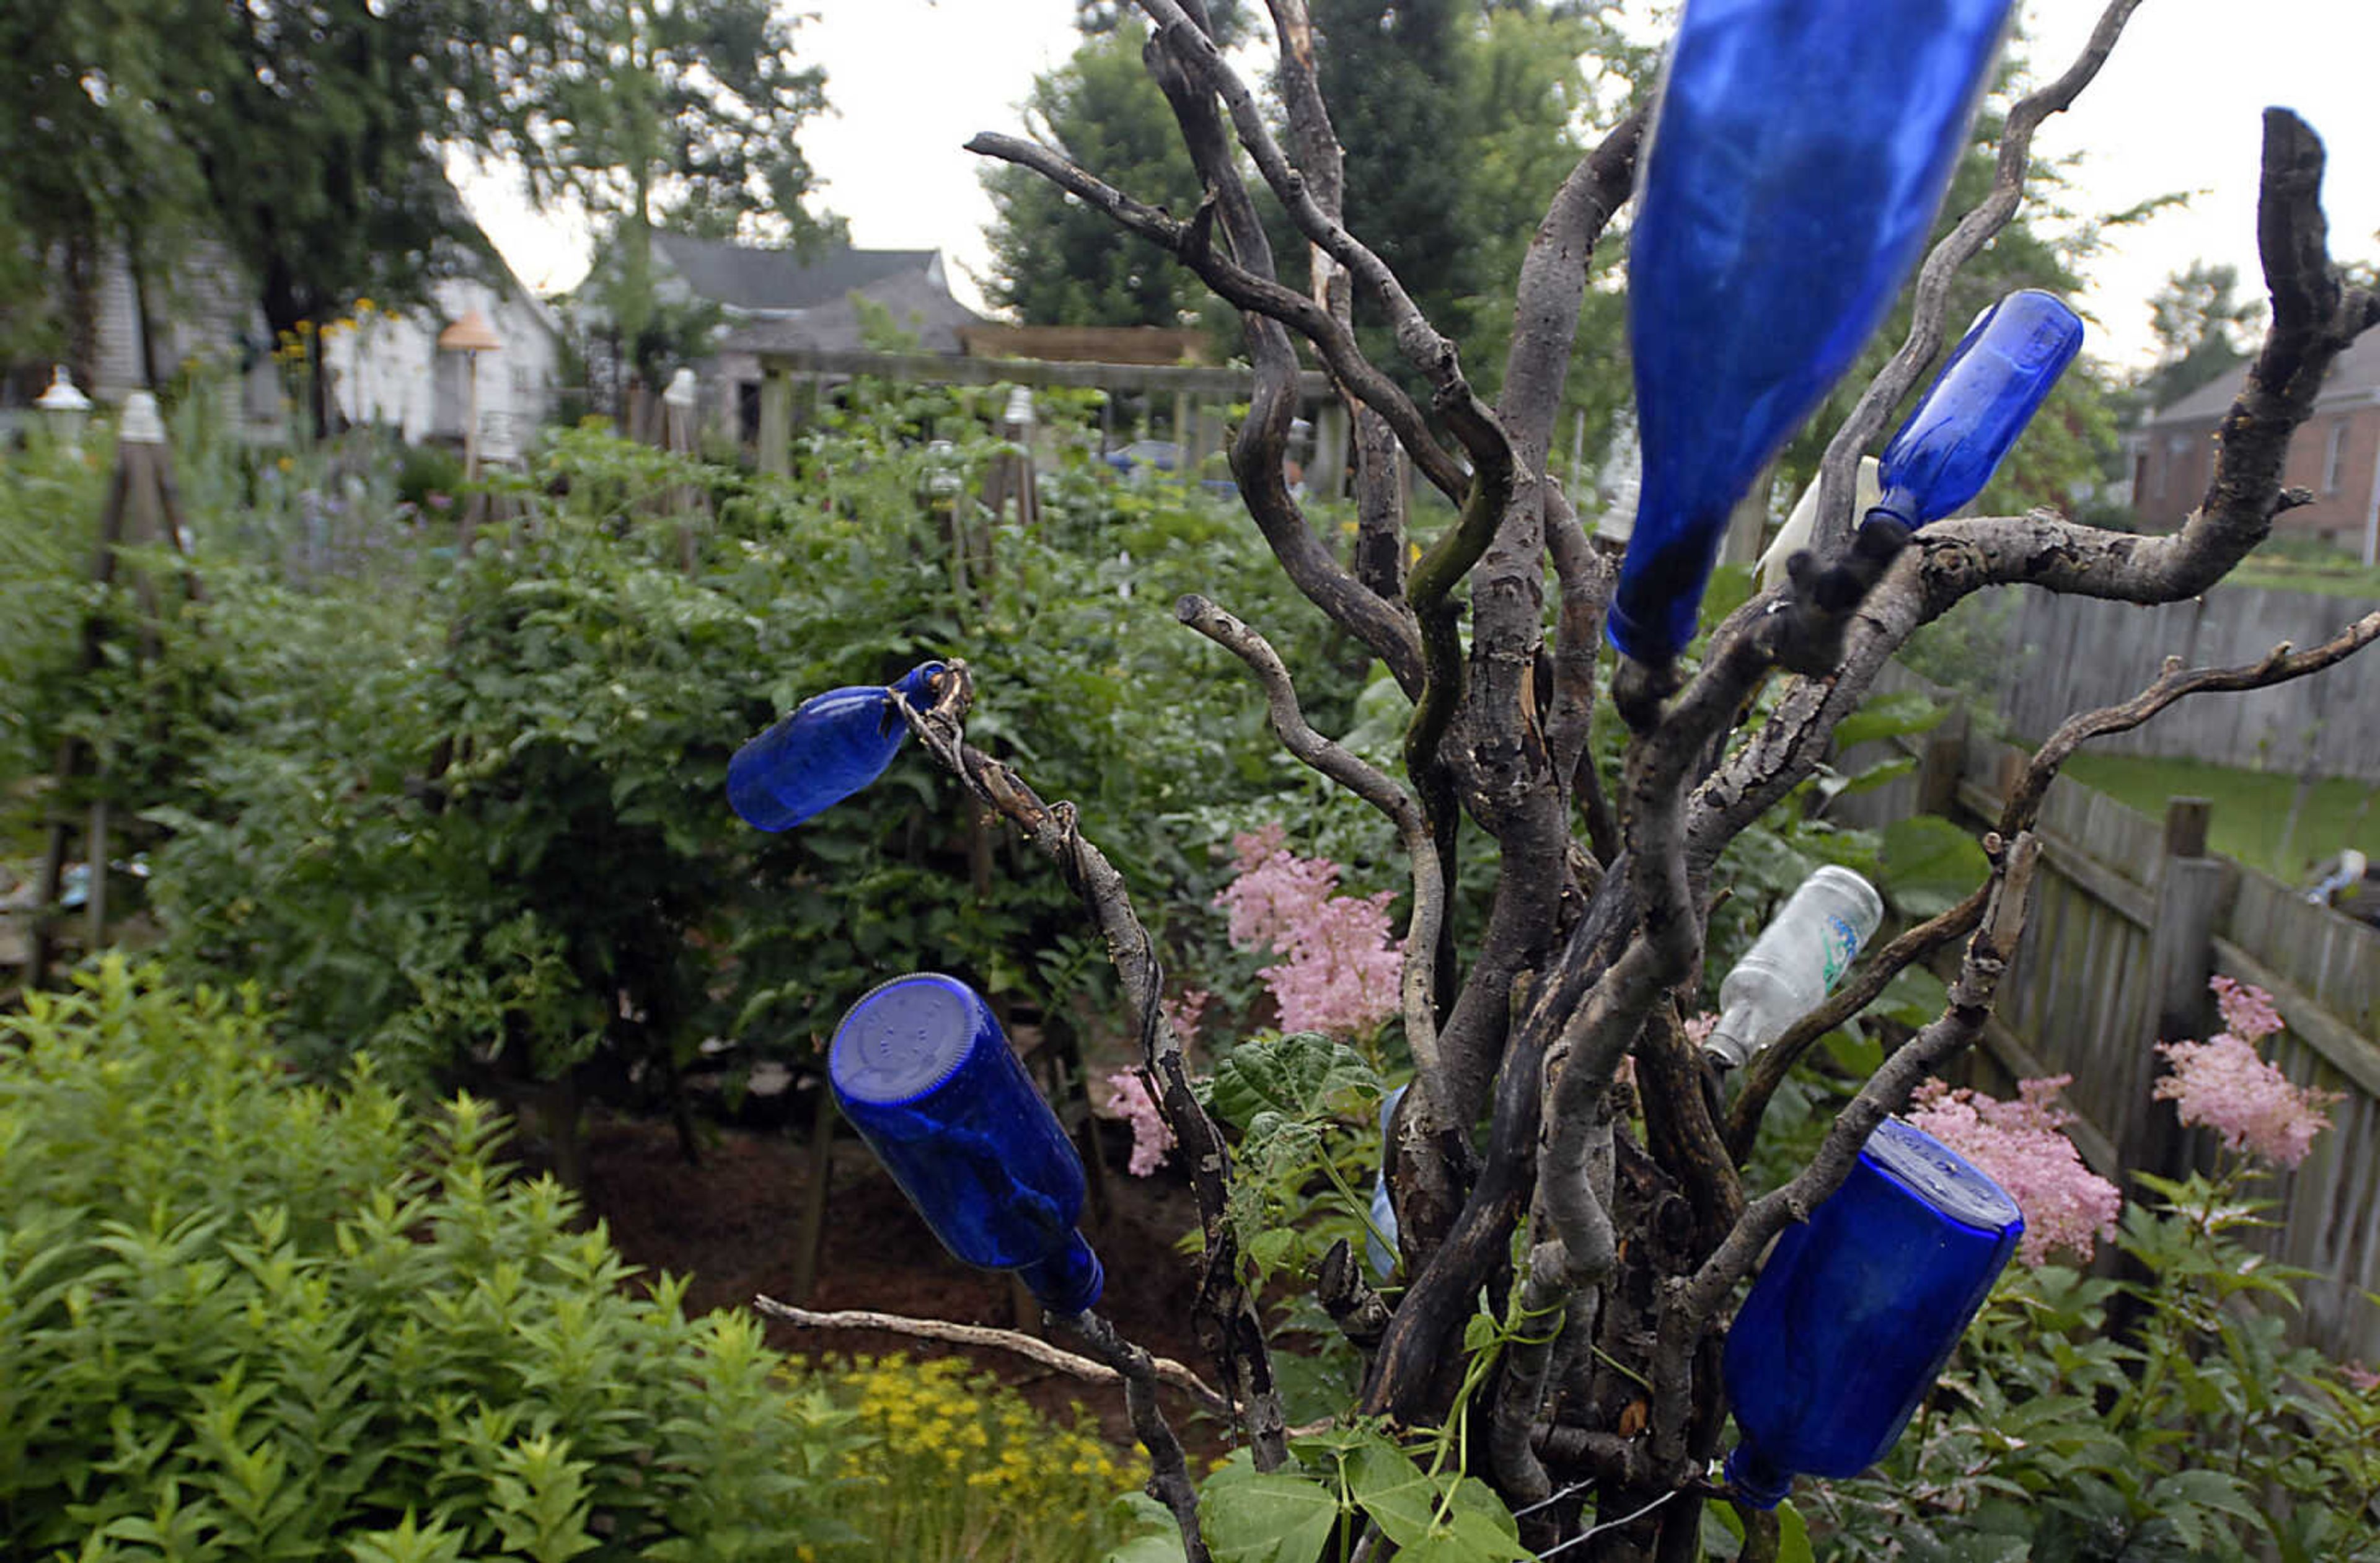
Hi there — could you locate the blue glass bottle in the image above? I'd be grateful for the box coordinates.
[726,661,946,831]
[1608,0,2018,668]
[1722,1117,2022,1509]
[829,972,1106,1315]
[1870,289,2084,531]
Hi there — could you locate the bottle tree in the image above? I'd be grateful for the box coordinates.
[871,1,2380,1559]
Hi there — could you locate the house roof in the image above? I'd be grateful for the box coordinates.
[650,233,943,314]
[718,267,984,357]
[2144,325,2380,429]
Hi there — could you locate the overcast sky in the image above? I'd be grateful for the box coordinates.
[456,0,2380,368]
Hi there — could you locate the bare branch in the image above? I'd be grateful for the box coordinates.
[1919,110,2380,601]
[1134,0,1512,474]
[1810,0,2144,557]
[1499,105,1649,472]
[963,131,1467,514]
[1262,0,1423,605]
[891,663,1290,1472]
[1055,1310,1217,1561]
[751,1297,1235,1420]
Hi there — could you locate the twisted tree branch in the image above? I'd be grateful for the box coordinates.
[892,663,1289,1472]
[752,1297,1235,1420]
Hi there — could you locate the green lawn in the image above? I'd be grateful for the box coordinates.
[2056,751,2379,881]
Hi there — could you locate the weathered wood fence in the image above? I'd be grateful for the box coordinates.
[1840,663,2380,1364]
[1998,583,2380,780]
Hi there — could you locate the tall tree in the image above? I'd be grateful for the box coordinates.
[2135,259,2266,413]
[982,15,1212,327]
[1,1,205,382]
[186,2,503,324]
[492,0,839,388]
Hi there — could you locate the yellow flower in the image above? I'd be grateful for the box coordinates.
[355,297,376,314]
[276,456,294,473]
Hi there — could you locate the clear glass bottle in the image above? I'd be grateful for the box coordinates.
[1723,1117,2023,1508]
[828,972,1105,1315]
[1703,866,1884,1072]
[1608,0,2018,668]
[1870,289,2086,532]
[726,661,946,831]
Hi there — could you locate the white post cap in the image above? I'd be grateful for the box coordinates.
[118,391,168,446]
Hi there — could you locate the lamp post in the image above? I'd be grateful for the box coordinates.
[435,309,503,483]
[35,364,94,456]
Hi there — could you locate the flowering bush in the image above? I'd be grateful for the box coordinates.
[1214,824,1404,1040]
[796,1352,1149,1562]
[1811,977,2378,1562]
[2153,975,2339,1168]
[1906,1073,2122,1266]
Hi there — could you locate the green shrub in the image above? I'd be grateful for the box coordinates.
[124,400,1371,1112]
[0,958,866,1561]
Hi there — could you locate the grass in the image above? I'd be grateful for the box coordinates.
[2056,751,2380,882]
[2226,558,2380,600]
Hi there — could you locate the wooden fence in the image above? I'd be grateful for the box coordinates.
[1998,583,2380,780]
[1838,663,2380,1364]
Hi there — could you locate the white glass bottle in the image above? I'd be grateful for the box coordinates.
[1703,866,1884,1072]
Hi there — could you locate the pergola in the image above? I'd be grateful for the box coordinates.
[726,338,1347,496]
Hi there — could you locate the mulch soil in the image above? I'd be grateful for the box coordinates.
[577,1104,1230,1458]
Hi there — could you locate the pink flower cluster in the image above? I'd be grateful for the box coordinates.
[1214,826,1404,1040]
[1907,1075,2123,1267]
[1161,987,1211,1048]
[2211,975,2285,1043]
[1101,1067,1176,1177]
[2154,977,2337,1169]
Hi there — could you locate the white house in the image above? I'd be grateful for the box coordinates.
[320,271,563,464]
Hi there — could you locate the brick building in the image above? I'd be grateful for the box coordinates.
[2130,328,2380,564]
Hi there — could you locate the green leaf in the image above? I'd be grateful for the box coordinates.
[1208,1033,1383,1132]
[1200,1460,1342,1563]
[1879,815,1990,919]
[1103,1494,1191,1562]
[1831,690,1947,754]
[1346,1435,1438,1546]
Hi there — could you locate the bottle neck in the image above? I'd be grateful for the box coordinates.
[1703,1002,1760,1071]
[1018,1229,1104,1317]
[1725,1441,1794,1510]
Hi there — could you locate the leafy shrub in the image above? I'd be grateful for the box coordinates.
[123,398,1372,1120]
[0,958,865,1560]
[1802,984,2380,1563]
[797,1353,1148,1563]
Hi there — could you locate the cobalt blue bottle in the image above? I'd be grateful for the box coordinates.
[726,661,946,831]
[1871,289,2085,531]
[829,972,1106,1314]
[1608,0,2017,670]
[1722,1117,2022,1509]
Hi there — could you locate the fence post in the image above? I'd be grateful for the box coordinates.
[2140,797,2226,1176]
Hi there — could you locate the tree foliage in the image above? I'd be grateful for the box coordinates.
[983,16,1214,328]
[2134,258,2267,415]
